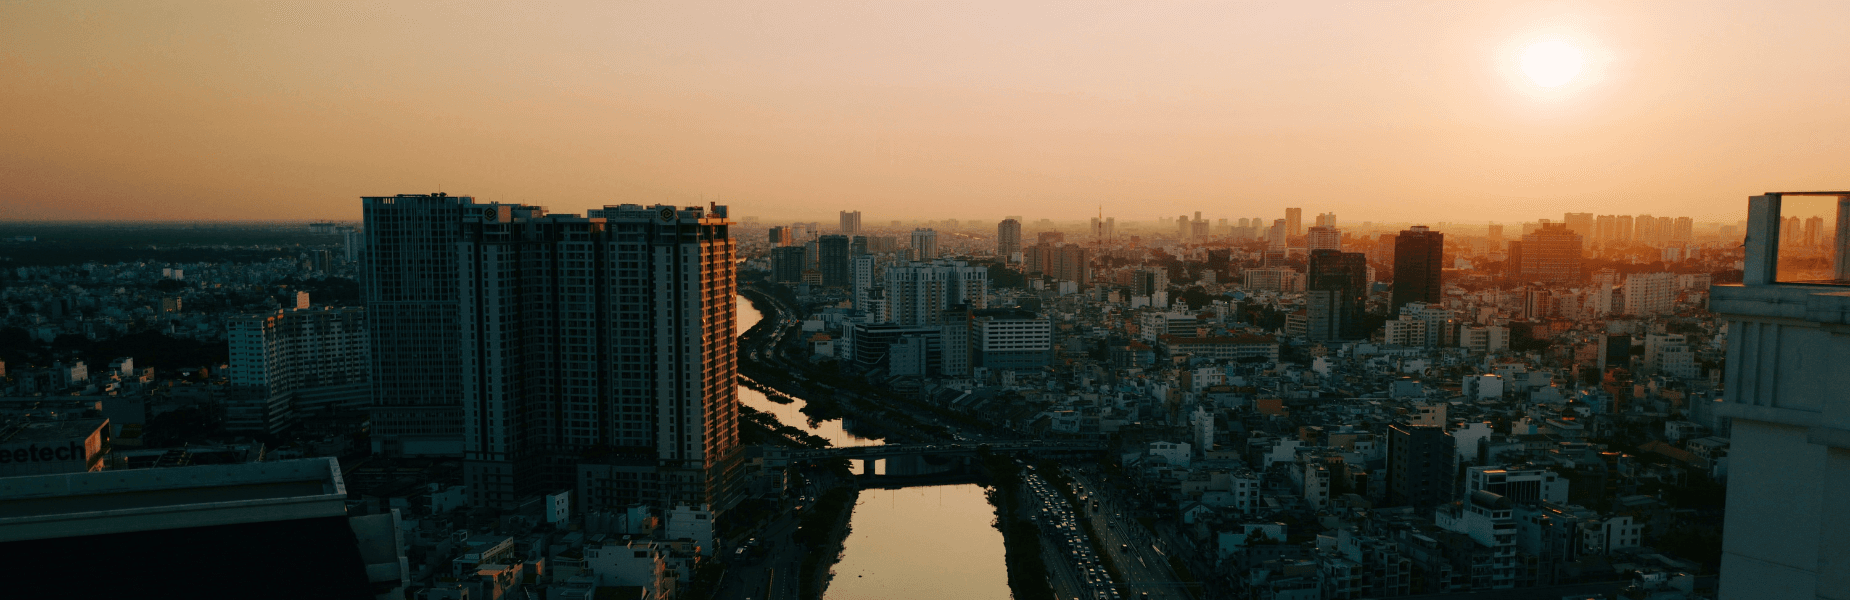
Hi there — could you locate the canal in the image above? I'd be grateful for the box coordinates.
[824,485,1012,600]
[736,295,1011,600]
[735,295,880,448]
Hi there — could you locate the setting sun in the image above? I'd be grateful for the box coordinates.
[1520,40,1585,87]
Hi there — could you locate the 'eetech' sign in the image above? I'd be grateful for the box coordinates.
[0,441,88,465]
[0,419,107,477]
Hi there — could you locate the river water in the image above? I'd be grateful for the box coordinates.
[735,295,879,447]
[824,485,1012,600]
[735,295,1009,600]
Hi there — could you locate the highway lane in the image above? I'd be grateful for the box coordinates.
[1067,468,1199,600]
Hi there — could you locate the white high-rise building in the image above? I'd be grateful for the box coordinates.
[363,194,740,512]
[852,254,883,321]
[1267,219,1288,249]
[1307,226,1342,251]
[885,261,987,326]
[1623,272,1676,316]
[226,307,369,435]
[911,228,939,260]
[339,227,364,262]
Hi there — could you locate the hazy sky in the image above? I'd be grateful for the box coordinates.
[5,1,1848,224]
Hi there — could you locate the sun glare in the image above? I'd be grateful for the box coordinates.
[1521,41,1585,87]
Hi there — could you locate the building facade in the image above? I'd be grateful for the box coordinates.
[1712,192,1850,600]
[1517,223,1583,283]
[363,194,741,513]
[1391,226,1444,317]
[1387,424,1454,509]
[226,306,369,435]
[998,219,1022,262]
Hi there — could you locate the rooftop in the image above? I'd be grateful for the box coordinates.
[0,418,108,443]
[0,457,348,542]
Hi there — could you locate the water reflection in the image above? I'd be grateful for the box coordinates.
[824,485,1011,600]
[736,295,881,447]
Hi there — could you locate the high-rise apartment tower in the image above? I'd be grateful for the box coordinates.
[363,194,740,513]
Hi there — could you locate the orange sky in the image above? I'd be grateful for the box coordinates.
[4,1,1848,224]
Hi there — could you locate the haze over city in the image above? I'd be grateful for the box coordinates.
[8,1,1850,223]
[4,3,1849,600]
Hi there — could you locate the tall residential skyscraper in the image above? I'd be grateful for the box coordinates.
[817,234,851,287]
[1286,207,1303,237]
[363,194,740,513]
[1267,219,1288,249]
[1634,214,1657,243]
[1562,212,1594,238]
[1594,215,1616,241]
[839,210,862,235]
[340,227,365,262]
[1517,222,1583,283]
[1055,245,1091,284]
[997,219,1022,262]
[851,254,883,320]
[1391,226,1444,317]
[227,306,369,435]
[771,246,806,282]
[911,228,939,260]
[1307,226,1342,251]
[1307,250,1368,341]
[1614,215,1634,242]
[885,261,988,326]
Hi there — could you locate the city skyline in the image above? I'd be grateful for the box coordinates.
[4,2,1846,598]
[9,2,1850,223]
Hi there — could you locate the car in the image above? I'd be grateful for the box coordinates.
[1121,543,1129,551]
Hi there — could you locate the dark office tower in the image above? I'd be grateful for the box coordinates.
[1286,207,1303,237]
[818,235,851,287]
[851,235,868,256]
[366,195,741,512]
[1025,243,1053,276]
[998,219,1022,260]
[1507,241,1524,278]
[361,194,474,457]
[1056,245,1092,284]
[839,210,862,235]
[1390,226,1444,317]
[1307,250,1368,341]
[1387,424,1456,509]
[771,246,806,283]
[1519,223,1583,283]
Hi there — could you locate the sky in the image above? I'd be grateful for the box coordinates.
[4,1,1849,224]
